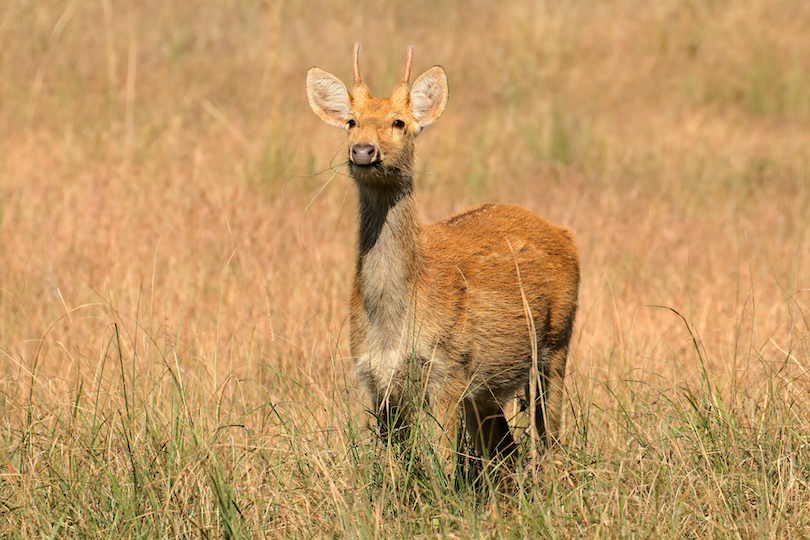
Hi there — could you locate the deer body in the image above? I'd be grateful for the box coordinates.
[307,44,579,460]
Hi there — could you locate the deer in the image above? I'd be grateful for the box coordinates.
[306,43,580,465]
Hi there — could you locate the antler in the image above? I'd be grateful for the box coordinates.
[402,46,414,84]
[353,42,363,84]
[351,42,372,101]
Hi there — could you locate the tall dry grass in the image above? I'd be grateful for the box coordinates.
[1,0,809,537]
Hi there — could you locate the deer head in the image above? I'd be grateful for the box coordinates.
[306,43,449,184]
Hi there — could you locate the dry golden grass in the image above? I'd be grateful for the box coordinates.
[1,0,809,538]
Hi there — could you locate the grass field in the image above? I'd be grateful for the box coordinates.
[1,0,809,537]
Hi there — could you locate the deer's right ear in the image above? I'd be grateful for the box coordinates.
[307,67,352,128]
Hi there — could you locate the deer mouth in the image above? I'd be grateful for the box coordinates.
[350,161,382,169]
[349,159,386,174]
[350,161,402,177]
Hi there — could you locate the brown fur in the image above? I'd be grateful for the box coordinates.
[307,44,579,462]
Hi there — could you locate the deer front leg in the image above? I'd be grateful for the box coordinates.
[420,387,466,477]
[371,386,413,445]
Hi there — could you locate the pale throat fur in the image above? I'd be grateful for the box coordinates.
[350,157,434,401]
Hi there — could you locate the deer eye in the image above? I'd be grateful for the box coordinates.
[347,119,356,128]
[392,119,405,130]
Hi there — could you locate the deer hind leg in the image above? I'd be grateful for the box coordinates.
[527,345,568,446]
[463,398,517,462]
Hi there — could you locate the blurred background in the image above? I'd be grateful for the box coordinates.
[0,0,809,534]
[2,0,807,394]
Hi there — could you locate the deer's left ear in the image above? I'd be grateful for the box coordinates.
[307,67,352,128]
[410,66,448,128]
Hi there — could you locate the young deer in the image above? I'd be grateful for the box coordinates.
[306,44,579,462]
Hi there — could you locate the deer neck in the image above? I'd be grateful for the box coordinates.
[354,174,422,337]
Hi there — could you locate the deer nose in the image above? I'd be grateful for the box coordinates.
[351,143,379,166]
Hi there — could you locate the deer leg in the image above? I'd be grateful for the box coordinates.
[373,390,412,444]
[464,398,517,462]
[527,345,568,446]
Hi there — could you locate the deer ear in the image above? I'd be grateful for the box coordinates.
[307,67,352,128]
[410,66,448,128]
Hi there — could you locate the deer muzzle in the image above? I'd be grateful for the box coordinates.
[351,143,380,166]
